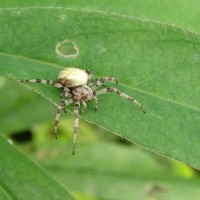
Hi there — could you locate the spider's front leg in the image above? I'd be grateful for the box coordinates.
[96,87,145,113]
[73,101,81,155]
[21,79,66,89]
[89,77,118,89]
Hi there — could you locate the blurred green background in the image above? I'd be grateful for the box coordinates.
[1,0,200,200]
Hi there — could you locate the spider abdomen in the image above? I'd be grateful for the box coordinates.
[58,68,88,88]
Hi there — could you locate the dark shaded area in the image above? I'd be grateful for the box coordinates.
[10,130,32,142]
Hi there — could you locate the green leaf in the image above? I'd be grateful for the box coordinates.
[0,134,74,200]
[32,141,200,200]
[0,0,200,32]
[0,8,200,169]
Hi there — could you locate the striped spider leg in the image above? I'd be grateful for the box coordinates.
[96,87,145,114]
[59,89,72,113]
[89,76,145,113]
[73,100,80,155]
[21,79,65,90]
[54,99,73,139]
[21,79,69,113]
[89,76,118,89]
[89,76,118,111]
[20,79,72,137]
[21,79,71,113]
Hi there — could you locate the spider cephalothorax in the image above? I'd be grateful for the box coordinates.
[21,68,145,155]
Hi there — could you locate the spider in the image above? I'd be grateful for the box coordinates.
[21,68,145,155]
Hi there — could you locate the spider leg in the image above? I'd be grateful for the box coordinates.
[90,77,118,89]
[88,78,97,87]
[94,96,98,111]
[73,101,80,155]
[96,87,145,113]
[81,100,87,113]
[85,69,93,80]
[21,79,68,90]
[60,91,66,113]
[54,104,62,139]
[60,90,72,113]
[54,99,73,139]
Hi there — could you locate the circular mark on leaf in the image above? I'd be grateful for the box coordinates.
[55,40,79,59]
[59,14,68,22]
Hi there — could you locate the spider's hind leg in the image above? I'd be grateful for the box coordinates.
[96,87,145,113]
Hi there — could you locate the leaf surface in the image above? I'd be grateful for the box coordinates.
[0,134,74,200]
[0,8,200,168]
[0,0,200,32]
